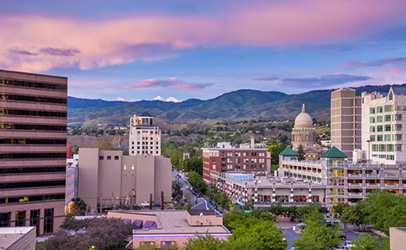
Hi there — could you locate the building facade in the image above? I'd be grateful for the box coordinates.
[291,104,322,159]
[202,142,271,181]
[65,155,78,214]
[361,87,406,164]
[78,148,172,213]
[0,70,67,235]
[129,112,161,156]
[331,88,361,160]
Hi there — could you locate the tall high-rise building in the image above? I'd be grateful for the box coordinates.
[129,112,161,156]
[0,69,67,235]
[361,87,406,164]
[331,88,361,160]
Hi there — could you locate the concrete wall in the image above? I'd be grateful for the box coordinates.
[78,148,100,210]
[98,151,122,205]
[185,212,223,226]
[136,156,155,204]
[1,227,36,250]
[155,156,172,203]
[390,227,406,250]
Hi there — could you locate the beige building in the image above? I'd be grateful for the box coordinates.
[78,148,172,212]
[129,112,161,156]
[390,227,406,250]
[291,104,322,159]
[0,226,36,250]
[108,209,230,249]
[0,70,67,235]
[331,88,361,160]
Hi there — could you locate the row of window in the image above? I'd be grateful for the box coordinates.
[0,153,66,159]
[371,144,402,152]
[0,208,56,234]
[0,94,67,104]
[99,155,119,160]
[132,151,159,155]
[370,114,402,123]
[123,164,135,171]
[0,139,66,145]
[369,125,403,133]
[0,108,67,118]
[215,164,265,170]
[213,158,265,163]
[222,152,265,157]
[369,134,403,142]
[0,180,65,189]
[131,146,159,150]
[136,131,158,134]
[0,78,67,91]
[131,141,159,145]
[0,123,67,131]
[0,166,65,174]
[371,154,395,160]
[370,105,394,114]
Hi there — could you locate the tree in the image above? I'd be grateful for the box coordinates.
[184,192,192,203]
[296,203,322,219]
[293,209,341,250]
[183,234,225,250]
[341,202,368,231]
[287,206,298,218]
[188,171,207,194]
[184,157,203,175]
[351,234,390,250]
[333,203,350,218]
[269,203,283,216]
[171,153,179,167]
[297,144,305,161]
[267,145,286,172]
[71,197,87,216]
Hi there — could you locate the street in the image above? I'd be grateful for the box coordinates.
[172,171,203,205]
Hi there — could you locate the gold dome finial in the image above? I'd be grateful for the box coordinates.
[302,103,306,113]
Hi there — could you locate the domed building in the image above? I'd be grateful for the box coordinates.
[292,104,322,159]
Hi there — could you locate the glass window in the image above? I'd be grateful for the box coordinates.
[377,125,383,132]
[372,145,378,151]
[212,158,216,163]
[370,117,375,123]
[377,106,383,113]
[370,108,375,114]
[15,211,26,227]
[379,145,386,152]
[30,210,40,235]
[131,164,135,170]
[44,208,54,234]
[0,212,11,227]
[251,152,257,156]
[384,105,393,112]
[396,145,402,151]
[387,144,394,152]
[384,135,391,141]
[114,156,119,160]
[107,156,111,160]
[396,114,402,121]
[385,115,391,122]
[377,135,383,141]
[370,135,375,141]
[396,134,402,141]
[377,116,383,122]
[259,153,265,157]
[396,125,402,131]
[387,155,394,160]
[123,164,126,170]
[370,126,376,132]
[99,156,103,160]
[385,125,391,131]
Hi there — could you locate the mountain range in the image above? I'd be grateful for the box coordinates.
[68,84,406,127]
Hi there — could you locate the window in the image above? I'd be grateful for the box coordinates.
[377,116,383,122]
[384,135,391,141]
[370,126,376,132]
[259,165,265,169]
[259,152,265,157]
[227,165,233,169]
[243,152,249,156]
[212,165,216,170]
[124,164,127,170]
[132,151,134,154]
[30,210,40,235]
[251,152,257,156]
[227,158,233,163]
[107,156,111,160]
[235,158,241,163]
[251,158,257,163]
[212,158,216,163]
[44,208,54,234]
[396,134,402,141]
[372,145,378,151]
[0,212,11,227]
[114,156,119,160]
[227,152,233,156]
[396,125,402,131]
[132,164,135,170]
[244,158,249,163]
[389,91,393,100]
[396,114,402,121]
[377,125,383,132]
[385,125,391,131]
[235,152,241,157]
[243,165,248,169]
[259,158,265,163]
[251,165,256,169]
[370,108,375,114]
[370,117,375,123]
[396,145,402,151]
[387,144,394,152]
[370,135,375,141]
[15,211,26,226]
[384,105,393,112]
[99,156,104,160]
[377,135,383,141]
[385,115,391,122]
[377,106,383,113]
[387,155,394,160]
[379,144,386,152]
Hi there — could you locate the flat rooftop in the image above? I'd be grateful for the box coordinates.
[111,210,230,234]
[0,227,35,249]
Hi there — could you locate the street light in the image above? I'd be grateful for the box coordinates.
[366,140,371,163]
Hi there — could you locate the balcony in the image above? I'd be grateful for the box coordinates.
[348,192,363,198]
[384,184,399,189]
[366,183,379,187]
[348,174,362,178]
[366,174,379,178]
[348,183,362,187]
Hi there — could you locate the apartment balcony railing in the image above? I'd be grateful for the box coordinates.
[384,184,399,188]
[348,183,362,187]
[348,174,362,178]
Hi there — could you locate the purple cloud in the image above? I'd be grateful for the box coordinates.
[281,74,371,87]
[124,77,213,90]
[39,47,80,56]
[8,48,37,56]
[342,57,406,67]
[254,76,279,81]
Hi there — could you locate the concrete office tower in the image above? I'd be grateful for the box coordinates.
[129,112,161,156]
[78,148,172,212]
[331,88,361,160]
[361,87,406,164]
[0,70,67,235]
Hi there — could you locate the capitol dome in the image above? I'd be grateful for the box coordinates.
[294,104,313,128]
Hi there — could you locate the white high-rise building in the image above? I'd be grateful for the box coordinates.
[361,87,406,164]
[129,112,161,156]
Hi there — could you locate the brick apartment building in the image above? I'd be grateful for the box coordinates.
[202,142,271,181]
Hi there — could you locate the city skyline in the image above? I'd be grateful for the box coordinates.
[1,0,406,101]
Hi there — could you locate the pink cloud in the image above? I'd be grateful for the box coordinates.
[124,77,212,90]
[0,1,405,71]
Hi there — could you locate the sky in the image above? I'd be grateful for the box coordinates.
[1,0,406,102]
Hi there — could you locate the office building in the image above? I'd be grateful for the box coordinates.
[65,154,78,214]
[202,142,271,182]
[361,87,406,164]
[330,88,361,160]
[0,70,67,235]
[0,226,36,250]
[129,112,161,156]
[78,148,172,213]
